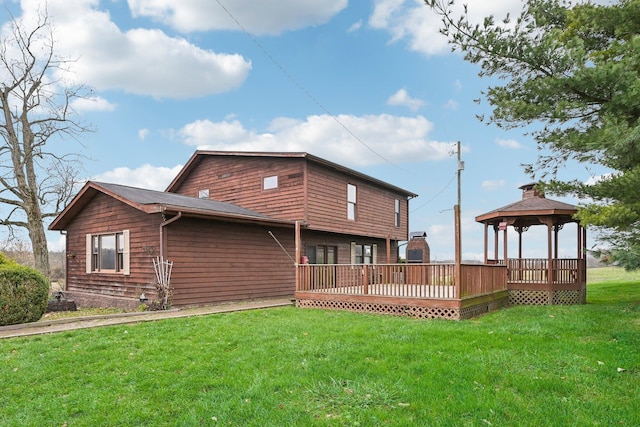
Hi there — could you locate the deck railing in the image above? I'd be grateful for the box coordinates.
[506,258,585,285]
[297,263,507,300]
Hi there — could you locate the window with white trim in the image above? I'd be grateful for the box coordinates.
[198,189,209,199]
[395,199,401,227]
[86,230,130,275]
[347,183,357,220]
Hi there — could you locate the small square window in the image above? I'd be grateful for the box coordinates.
[198,189,209,199]
[263,175,278,190]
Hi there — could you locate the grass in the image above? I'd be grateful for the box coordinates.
[1,269,638,426]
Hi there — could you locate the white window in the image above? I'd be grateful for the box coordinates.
[86,230,130,275]
[347,183,357,220]
[395,199,401,227]
[198,189,209,199]
[263,175,278,190]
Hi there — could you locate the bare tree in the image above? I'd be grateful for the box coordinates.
[0,8,90,279]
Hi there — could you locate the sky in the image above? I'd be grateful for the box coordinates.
[0,0,612,260]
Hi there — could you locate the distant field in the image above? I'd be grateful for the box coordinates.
[588,266,640,284]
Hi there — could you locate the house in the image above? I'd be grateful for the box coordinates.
[49,151,417,309]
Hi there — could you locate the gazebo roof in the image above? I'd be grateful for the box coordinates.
[475,183,578,226]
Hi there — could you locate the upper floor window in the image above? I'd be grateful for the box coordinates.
[198,189,209,199]
[86,231,130,275]
[263,175,278,190]
[347,183,357,220]
[395,199,401,227]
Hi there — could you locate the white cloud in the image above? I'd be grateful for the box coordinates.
[70,96,117,112]
[178,114,454,167]
[387,88,424,111]
[348,20,363,33]
[138,128,150,140]
[370,0,524,56]
[443,99,458,110]
[481,180,506,191]
[585,172,613,186]
[496,138,524,149]
[128,0,348,35]
[92,164,184,191]
[14,0,251,99]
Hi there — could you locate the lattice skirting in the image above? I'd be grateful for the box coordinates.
[509,289,586,305]
[295,298,508,320]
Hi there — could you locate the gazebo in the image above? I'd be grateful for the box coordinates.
[475,183,587,305]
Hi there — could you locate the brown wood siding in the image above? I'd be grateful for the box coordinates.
[306,162,409,240]
[165,217,295,306]
[301,230,399,264]
[65,193,160,300]
[171,156,306,221]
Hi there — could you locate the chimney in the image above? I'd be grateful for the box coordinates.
[519,182,544,200]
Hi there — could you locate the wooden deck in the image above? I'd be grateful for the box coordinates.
[295,263,509,320]
[295,259,587,319]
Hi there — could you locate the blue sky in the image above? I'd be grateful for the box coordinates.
[1,0,610,260]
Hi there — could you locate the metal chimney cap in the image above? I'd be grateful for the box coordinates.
[409,231,427,239]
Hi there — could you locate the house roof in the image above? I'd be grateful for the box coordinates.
[165,150,418,198]
[49,181,294,230]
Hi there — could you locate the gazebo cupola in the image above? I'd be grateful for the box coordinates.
[475,183,587,305]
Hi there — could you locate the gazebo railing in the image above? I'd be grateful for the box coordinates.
[506,258,584,285]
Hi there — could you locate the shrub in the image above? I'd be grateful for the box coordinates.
[0,256,50,326]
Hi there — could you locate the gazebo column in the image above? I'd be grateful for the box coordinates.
[494,224,500,263]
[503,223,508,268]
[483,223,489,264]
[577,223,583,260]
[545,219,554,289]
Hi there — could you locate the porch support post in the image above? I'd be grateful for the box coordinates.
[386,235,391,263]
[295,221,301,292]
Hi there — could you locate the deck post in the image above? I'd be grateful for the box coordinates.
[454,205,461,299]
[295,221,301,292]
[363,264,369,295]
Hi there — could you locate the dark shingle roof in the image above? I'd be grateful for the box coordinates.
[482,196,577,216]
[49,181,290,230]
[95,182,274,219]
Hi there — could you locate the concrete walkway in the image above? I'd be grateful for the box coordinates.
[0,298,295,339]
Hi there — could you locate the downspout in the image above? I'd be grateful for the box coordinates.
[159,209,182,260]
[60,230,67,291]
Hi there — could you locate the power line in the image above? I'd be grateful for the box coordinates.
[213,0,412,174]
[215,0,460,210]
[410,171,457,213]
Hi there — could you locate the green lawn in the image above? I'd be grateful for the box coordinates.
[1,268,639,426]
